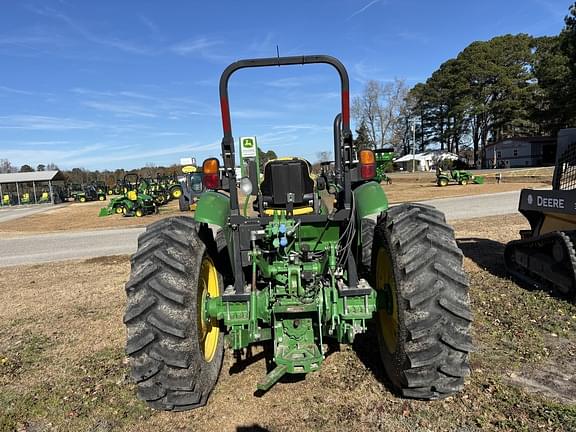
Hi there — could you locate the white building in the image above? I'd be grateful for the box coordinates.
[394,151,459,172]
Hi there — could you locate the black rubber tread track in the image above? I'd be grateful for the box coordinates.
[365,203,473,400]
[504,230,576,301]
[124,216,224,411]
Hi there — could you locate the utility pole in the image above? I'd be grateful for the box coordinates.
[411,121,416,172]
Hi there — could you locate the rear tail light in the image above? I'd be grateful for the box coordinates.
[203,174,220,189]
[202,158,220,189]
[359,149,376,180]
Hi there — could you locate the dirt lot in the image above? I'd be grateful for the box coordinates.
[1,214,575,432]
[0,200,181,235]
[384,181,549,203]
[0,181,549,235]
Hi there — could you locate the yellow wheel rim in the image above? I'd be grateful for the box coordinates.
[198,256,220,362]
[136,209,143,217]
[375,247,399,353]
[115,207,123,214]
[172,188,182,198]
[99,196,105,201]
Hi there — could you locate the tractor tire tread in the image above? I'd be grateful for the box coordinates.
[124,216,223,411]
[372,203,472,400]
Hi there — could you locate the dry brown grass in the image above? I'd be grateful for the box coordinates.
[1,215,576,431]
[0,180,551,237]
[0,200,181,236]
[385,181,550,204]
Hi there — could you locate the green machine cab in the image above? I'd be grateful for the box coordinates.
[123,55,473,411]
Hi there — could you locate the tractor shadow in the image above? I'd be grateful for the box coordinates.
[228,342,309,397]
[456,237,508,278]
[354,237,511,393]
[229,340,347,398]
[457,237,576,303]
[352,324,401,398]
[228,345,268,376]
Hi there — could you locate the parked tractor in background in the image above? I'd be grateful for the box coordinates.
[178,164,205,211]
[20,193,31,204]
[38,191,51,204]
[99,174,157,217]
[109,180,124,195]
[164,173,184,200]
[94,181,108,200]
[374,148,394,184]
[68,183,101,202]
[123,55,473,411]
[140,177,170,206]
[436,168,483,187]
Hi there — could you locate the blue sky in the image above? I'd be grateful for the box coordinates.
[0,0,570,170]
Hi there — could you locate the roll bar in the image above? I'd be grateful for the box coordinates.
[218,55,353,213]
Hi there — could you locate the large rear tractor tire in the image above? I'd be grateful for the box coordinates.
[364,203,473,400]
[124,217,224,411]
[179,195,190,212]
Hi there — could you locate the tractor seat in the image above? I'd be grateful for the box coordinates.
[258,158,315,215]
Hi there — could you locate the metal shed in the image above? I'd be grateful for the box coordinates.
[0,170,67,206]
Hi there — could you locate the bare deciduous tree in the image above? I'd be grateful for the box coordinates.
[352,78,410,151]
[0,159,16,173]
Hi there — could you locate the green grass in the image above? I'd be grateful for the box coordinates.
[1,251,575,431]
[0,331,52,377]
[0,346,152,432]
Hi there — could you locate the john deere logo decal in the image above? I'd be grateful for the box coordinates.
[527,194,533,205]
[240,136,257,158]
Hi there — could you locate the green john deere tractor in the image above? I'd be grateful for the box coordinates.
[99,174,157,217]
[166,174,184,200]
[124,55,473,411]
[38,191,51,204]
[109,180,124,195]
[120,174,157,217]
[374,148,394,184]
[94,181,108,201]
[436,168,483,187]
[20,192,31,204]
[148,176,172,206]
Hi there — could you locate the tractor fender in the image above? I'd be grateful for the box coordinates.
[354,181,389,261]
[194,191,231,228]
[353,181,389,220]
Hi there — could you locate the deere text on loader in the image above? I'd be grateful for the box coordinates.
[123,55,473,411]
[505,128,576,301]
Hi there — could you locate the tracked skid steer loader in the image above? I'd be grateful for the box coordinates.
[505,128,576,301]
